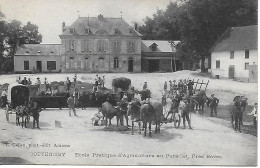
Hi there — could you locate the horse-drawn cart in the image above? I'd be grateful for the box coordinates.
[5,83,30,123]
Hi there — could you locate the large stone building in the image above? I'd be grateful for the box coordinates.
[14,15,180,73]
[210,25,258,82]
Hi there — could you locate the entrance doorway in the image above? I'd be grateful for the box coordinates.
[229,66,235,79]
[36,61,42,72]
[148,60,159,72]
[128,58,133,72]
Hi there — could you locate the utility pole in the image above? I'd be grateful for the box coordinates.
[169,41,176,72]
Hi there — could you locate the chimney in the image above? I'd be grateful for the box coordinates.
[62,22,65,28]
[98,14,103,20]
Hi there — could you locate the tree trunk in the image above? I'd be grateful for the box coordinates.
[201,56,205,72]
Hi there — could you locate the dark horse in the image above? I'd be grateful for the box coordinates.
[140,101,163,137]
[230,95,248,132]
[127,100,142,134]
[193,91,208,116]
[139,89,151,101]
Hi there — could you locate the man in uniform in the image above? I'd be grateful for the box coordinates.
[182,99,192,129]
[187,80,194,96]
[209,94,219,117]
[143,82,147,90]
[21,77,28,85]
[118,93,130,127]
[67,95,77,117]
[65,77,71,93]
[32,101,40,129]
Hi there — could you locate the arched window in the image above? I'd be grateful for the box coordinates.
[69,57,74,69]
[98,57,104,68]
[114,57,119,68]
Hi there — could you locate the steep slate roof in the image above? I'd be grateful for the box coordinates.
[61,15,142,36]
[141,40,180,53]
[15,44,61,56]
[211,25,257,52]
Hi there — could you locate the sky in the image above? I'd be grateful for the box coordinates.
[0,0,174,44]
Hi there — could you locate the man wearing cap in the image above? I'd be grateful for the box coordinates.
[67,94,77,117]
[44,77,52,92]
[182,99,192,129]
[36,77,41,91]
[143,82,147,90]
[0,89,7,108]
[21,77,28,85]
[187,80,194,96]
[65,77,71,93]
[118,93,130,127]
[209,94,219,117]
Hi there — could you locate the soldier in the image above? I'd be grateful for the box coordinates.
[169,80,173,96]
[119,93,130,127]
[182,100,192,129]
[67,95,77,117]
[102,75,105,87]
[32,101,40,129]
[36,77,41,91]
[209,94,219,117]
[73,74,77,87]
[65,77,71,93]
[44,77,52,92]
[187,80,194,96]
[0,89,7,108]
[21,77,28,85]
[143,82,147,90]
[163,81,167,91]
[73,88,80,108]
[28,78,32,85]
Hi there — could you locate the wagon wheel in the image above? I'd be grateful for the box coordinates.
[173,113,181,128]
[5,104,9,122]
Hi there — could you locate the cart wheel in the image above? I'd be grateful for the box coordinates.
[173,113,181,128]
[5,105,9,122]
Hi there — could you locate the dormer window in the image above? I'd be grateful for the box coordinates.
[151,45,157,51]
[62,28,66,32]
[69,28,74,34]
[50,51,54,54]
[114,28,120,34]
[37,51,41,53]
[26,51,29,53]
[150,43,158,52]
[129,29,133,34]
[85,28,90,34]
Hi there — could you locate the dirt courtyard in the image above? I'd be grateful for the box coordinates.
[0,71,257,165]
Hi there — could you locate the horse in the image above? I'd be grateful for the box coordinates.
[127,100,142,134]
[193,91,208,116]
[140,101,163,137]
[139,89,151,101]
[234,95,248,125]
[101,101,123,127]
[16,105,29,128]
[230,96,245,132]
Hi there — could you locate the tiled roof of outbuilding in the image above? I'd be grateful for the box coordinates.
[211,25,257,52]
[15,44,61,56]
[141,40,180,53]
[61,16,142,37]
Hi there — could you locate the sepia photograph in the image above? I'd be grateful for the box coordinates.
[0,0,258,166]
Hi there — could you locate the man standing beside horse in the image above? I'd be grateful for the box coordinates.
[209,94,219,117]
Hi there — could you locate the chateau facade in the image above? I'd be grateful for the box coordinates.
[14,15,180,73]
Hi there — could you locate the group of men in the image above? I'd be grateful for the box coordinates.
[164,79,195,97]
[93,74,105,93]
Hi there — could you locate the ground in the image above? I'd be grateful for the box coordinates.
[0,71,257,165]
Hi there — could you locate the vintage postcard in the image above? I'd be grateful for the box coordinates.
[0,0,257,166]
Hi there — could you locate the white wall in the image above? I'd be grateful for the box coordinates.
[14,55,61,73]
[211,49,257,79]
